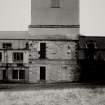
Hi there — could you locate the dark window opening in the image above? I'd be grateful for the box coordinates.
[40,43,46,59]
[12,70,18,79]
[3,70,6,80]
[26,42,29,49]
[0,52,2,61]
[19,70,25,79]
[12,70,25,80]
[13,52,23,61]
[40,66,46,80]
[3,43,12,49]
[51,0,60,8]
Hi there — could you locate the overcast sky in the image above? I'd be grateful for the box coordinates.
[0,0,105,36]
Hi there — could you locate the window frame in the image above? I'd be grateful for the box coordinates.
[2,43,12,49]
[12,70,25,80]
[39,43,46,59]
[13,52,24,62]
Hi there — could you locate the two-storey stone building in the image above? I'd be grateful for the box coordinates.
[0,31,29,82]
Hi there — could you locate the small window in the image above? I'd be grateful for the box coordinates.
[51,0,60,8]
[13,52,23,61]
[3,43,12,49]
[0,52,2,61]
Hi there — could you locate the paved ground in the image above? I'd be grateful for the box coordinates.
[0,83,105,105]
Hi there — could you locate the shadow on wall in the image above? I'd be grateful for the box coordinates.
[78,60,105,83]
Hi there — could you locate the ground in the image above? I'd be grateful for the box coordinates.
[0,83,105,105]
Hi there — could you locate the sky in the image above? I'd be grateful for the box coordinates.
[0,0,105,36]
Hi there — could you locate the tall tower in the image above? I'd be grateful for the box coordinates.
[28,0,80,83]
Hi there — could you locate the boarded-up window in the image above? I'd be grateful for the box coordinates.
[13,52,23,61]
[51,0,60,8]
[3,43,12,49]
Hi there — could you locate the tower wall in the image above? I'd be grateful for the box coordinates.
[28,0,80,83]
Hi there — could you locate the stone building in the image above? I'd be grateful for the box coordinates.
[0,31,29,82]
[0,0,80,83]
[28,0,80,83]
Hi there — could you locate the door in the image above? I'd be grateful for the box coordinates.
[40,66,46,80]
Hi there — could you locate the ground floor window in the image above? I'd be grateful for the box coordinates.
[12,70,25,80]
[0,52,2,62]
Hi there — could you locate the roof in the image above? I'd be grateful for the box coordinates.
[0,31,77,41]
[0,31,30,39]
[79,35,105,49]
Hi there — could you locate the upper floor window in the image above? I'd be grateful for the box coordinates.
[39,43,46,59]
[26,42,29,49]
[51,0,60,8]
[13,52,23,62]
[3,43,12,49]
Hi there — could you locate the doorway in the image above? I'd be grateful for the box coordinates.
[40,66,46,80]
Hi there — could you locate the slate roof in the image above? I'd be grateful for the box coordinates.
[79,35,105,49]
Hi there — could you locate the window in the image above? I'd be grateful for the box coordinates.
[26,42,29,49]
[13,52,23,61]
[3,43,12,49]
[19,70,25,79]
[12,70,18,79]
[12,70,25,80]
[51,0,60,8]
[39,43,46,59]
[0,52,2,61]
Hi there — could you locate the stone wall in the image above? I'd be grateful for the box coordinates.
[29,40,77,60]
[29,40,79,83]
